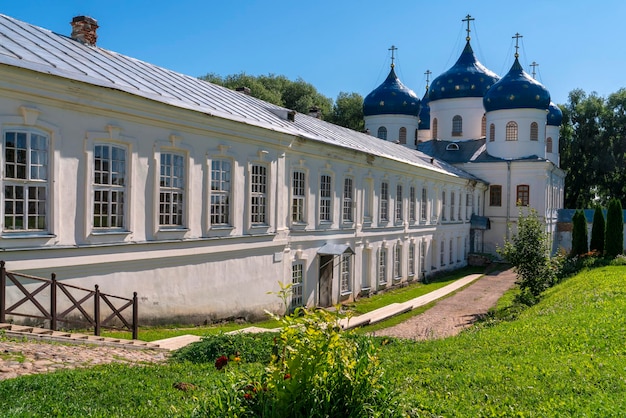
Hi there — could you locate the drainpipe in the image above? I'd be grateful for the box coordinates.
[506,161,512,240]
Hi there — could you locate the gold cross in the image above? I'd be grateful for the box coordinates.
[462,14,475,41]
[424,69,432,91]
[389,45,398,67]
[530,61,539,79]
[512,32,523,58]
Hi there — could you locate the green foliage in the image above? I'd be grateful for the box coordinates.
[327,91,365,131]
[590,206,605,253]
[570,210,589,257]
[499,209,555,305]
[605,198,624,257]
[171,332,275,364]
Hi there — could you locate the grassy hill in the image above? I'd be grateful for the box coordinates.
[1,266,625,416]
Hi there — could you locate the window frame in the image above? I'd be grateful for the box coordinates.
[2,130,49,233]
[158,151,186,229]
[393,244,402,280]
[399,127,407,144]
[291,170,307,224]
[342,177,354,224]
[517,184,530,207]
[506,121,518,141]
[546,137,553,153]
[340,254,351,294]
[408,242,416,276]
[452,115,463,137]
[250,163,268,226]
[489,185,502,207]
[489,123,495,141]
[377,126,387,140]
[409,186,416,222]
[291,262,304,310]
[378,247,387,285]
[420,187,427,222]
[432,118,438,139]
[319,174,333,223]
[210,158,233,227]
[395,183,403,223]
[530,122,539,141]
[379,181,389,222]
[93,143,127,231]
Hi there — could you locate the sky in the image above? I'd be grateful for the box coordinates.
[1,1,625,106]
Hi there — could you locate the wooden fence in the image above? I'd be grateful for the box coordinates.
[0,261,138,339]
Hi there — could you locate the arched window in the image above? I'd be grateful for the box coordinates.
[452,115,463,136]
[481,115,487,137]
[546,137,553,153]
[399,127,407,144]
[377,126,387,140]
[506,121,518,141]
[530,122,539,141]
[432,118,438,139]
[489,123,495,141]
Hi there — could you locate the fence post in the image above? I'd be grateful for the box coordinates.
[94,285,100,336]
[0,261,6,324]
[132,291,138,340]
[50,273,57,331]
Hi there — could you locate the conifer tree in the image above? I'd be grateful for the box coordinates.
[605,198,624,258]
[570,210,588,257]
[589,206,605,254]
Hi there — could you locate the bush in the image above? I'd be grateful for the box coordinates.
[172,332,275,364]
[605,198,624,258]
[499,209,555,305]
[589,206,605,253]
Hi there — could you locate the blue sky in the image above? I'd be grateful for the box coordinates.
[2,1,624,106]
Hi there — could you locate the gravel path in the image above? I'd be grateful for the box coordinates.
[376,268,518,340]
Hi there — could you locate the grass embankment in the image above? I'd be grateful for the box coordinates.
[1,266,625,416]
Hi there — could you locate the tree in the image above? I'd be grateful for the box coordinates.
[499,209,555,305]
[570,210,588,257]
[326,92,364,132]
[589,206,605,254]
[605,198,624,258]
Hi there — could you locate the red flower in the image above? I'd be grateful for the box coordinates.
[244,393,253,400]
[284,373,291,380]
[214,355,229,370]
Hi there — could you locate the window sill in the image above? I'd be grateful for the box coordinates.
[158,227,189,232]
[290,223,308,231]
[91,229,131,236]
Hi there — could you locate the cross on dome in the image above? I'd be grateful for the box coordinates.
[389,45,398,68]
[462,14,474,41]
[530,61,539,79]
[424,69,432,91]
[512,32,523,58]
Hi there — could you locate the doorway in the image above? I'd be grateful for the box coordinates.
[318,255,333,307]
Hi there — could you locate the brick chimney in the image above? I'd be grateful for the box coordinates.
[71,16,98,46]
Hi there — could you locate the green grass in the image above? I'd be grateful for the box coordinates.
[3,266,625,416]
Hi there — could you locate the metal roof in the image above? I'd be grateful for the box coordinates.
[0,13,480,181]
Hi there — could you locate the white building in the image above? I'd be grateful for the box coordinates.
[0,15,488,324]
[365,19,565,255]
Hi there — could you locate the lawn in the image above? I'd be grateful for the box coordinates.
[1,266,625,416]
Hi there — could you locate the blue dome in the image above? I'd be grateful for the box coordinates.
[363,66,420,117]
[418,90,430,129]
[547,102,563,126]
[483,58,551,112]
[429,41,500,102]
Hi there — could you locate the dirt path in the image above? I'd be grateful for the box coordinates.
[376,268,518,340]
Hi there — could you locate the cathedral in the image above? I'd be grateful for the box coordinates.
[363,16,565,254]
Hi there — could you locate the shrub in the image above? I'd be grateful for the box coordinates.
[499,209,555,305]
[172,332,275,364]
[570,210,589,257]
[610,254,626,266]
[589,206,605,253]
[605,198,624,258]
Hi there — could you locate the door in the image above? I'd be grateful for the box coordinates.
[318,255,333,307]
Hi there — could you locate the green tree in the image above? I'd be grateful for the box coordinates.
[570,210,589,257]
[499,209,555,305]
[589,206,605,254]
[605,198,624,258]
[327,91,365,132]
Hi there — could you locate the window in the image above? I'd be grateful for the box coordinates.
[546,137,553,153]
[3,131,48,231]
[420,188,427,222]
[393,245,402,279]
[441,191,446,221]
[489,123,495,141]
[432,118,438,139]
[250,164,267,225]
[440,241,445,266]
[291,263,304,309]
[319,174,332,222]
[409,186,416,221]
[94,144,126,229]
[377,126,387,140]
[292,171,306,223]
[450,192,455,221]
[420,240,427,274]
[399,127,407,144]
[489,185,502,207]
[481,115,487,137]
[159,153,184,227]
[452,115,463,136]
[530,122,539,141]
[517,185,529,206]
[408,242,415,276]
[378,247,387,284]
[380,181,389,222]
[342,178,354,223]
[395,184,403,222]
[211,160,231,225]
[466,193,472,220]
[506,121,518,141]
[449,239,454,265]
[458,192,463,221]
[340,254,351,293]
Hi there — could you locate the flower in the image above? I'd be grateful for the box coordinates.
[214,355,229,370]
[284,373,291,380]
[244,393,253,400]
